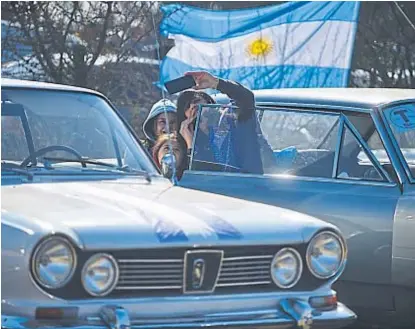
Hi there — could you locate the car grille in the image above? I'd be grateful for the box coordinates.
[117,258,184,291]
[116,254,273,292]
[217,255,273,287]
[51,245,324,299]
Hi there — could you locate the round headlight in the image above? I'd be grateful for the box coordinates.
[82,253,118,297]
[32,236,76,289]
[306,231,346,279]
[270,248,303,289]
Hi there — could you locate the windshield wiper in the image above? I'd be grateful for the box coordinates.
[1,164,34,181]
[42,157,152,182]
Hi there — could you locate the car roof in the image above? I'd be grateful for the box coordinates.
[1,78,103,97]
[253,88,415,109]
[214,88,415,110]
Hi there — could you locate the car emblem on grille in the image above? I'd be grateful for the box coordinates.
[192,258,205,289]
[183,250,223,294]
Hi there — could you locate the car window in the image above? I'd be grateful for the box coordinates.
[258,109,340,178]
[1,89,157,175]
[340,113,393,182]
[337,124,384,181]
[26,105,117,160]
[258,109,390,182]
[188,105,389,183]
[383,103,415,180]
[1,114,28,161]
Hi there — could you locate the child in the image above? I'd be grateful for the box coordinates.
[152,132,188,180]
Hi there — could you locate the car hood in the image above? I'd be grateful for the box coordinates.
[1,178,332,250]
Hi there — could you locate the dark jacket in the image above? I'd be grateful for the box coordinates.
[193,78,264,175]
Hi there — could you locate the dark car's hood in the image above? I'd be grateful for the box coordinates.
[1,178,331,249]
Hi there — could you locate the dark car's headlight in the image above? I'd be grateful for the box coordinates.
[82,253,119,297]
[270,247,303,288]
[306,231,346,279]
[31,236,76,289]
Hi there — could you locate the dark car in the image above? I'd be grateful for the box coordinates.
[179,88,415,328]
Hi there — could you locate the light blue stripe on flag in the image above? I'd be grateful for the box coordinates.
[160,2,360,42]
[161,57,350,89]
[159,1,360,90]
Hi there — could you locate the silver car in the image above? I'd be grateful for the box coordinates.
[179,88,415,328]
[1,79,355,329]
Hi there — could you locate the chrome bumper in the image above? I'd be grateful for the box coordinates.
[2,299,356,329]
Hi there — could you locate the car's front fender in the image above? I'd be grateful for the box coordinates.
[1,210,83,303]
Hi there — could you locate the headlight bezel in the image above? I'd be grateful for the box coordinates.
[306,230,347,280]
[270,247,303,289]
[81,253,119,297]
[31,235,77,290]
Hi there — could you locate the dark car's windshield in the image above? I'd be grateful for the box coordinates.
[1,87,157,176]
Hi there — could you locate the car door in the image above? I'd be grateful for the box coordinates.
[378,102,415,291]
[180,105,403,311]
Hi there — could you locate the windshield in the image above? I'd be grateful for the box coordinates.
[1,88,157,177]
[383,103,415,179]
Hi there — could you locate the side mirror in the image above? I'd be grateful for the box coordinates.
[160,152,176,180]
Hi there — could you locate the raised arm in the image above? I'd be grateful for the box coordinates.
[185,71,255,121]
[216,78,255,121]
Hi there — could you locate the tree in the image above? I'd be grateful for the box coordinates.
[351,1,415,88]
[2,1,159,84]
[2,1,164,137]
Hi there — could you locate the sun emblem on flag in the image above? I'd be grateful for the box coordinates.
[246,37,273,58]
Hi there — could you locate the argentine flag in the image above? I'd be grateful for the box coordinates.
[159,1,360,90]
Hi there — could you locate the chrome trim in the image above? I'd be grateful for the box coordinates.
[82,253,119,297]
[378,102,415,184]
[216,281,271,287]
[332,115,345,178]
[184,170,399,188]
[255,101,372,113]
[219,275,269,282]
[306,231,347,280]
[270,173,398,187]
[270,248,303,289]
[255,105,341,116]
[119,265,182,269]
[119,274,180,279]
[183,249,224,295]
[115,285,182,290]
[118,259,183,263]
[1,302,357,329]
[222,259,271,266]
[118,269,182,274]
[30,235,77,290]
[221,265,268,272]
[223,255,273,261]
[100,305,131,329]
[343,115,393,183]
[219,271,268,277]
[118,279,182,285]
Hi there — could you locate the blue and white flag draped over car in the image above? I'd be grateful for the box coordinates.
[159,1,360,90]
